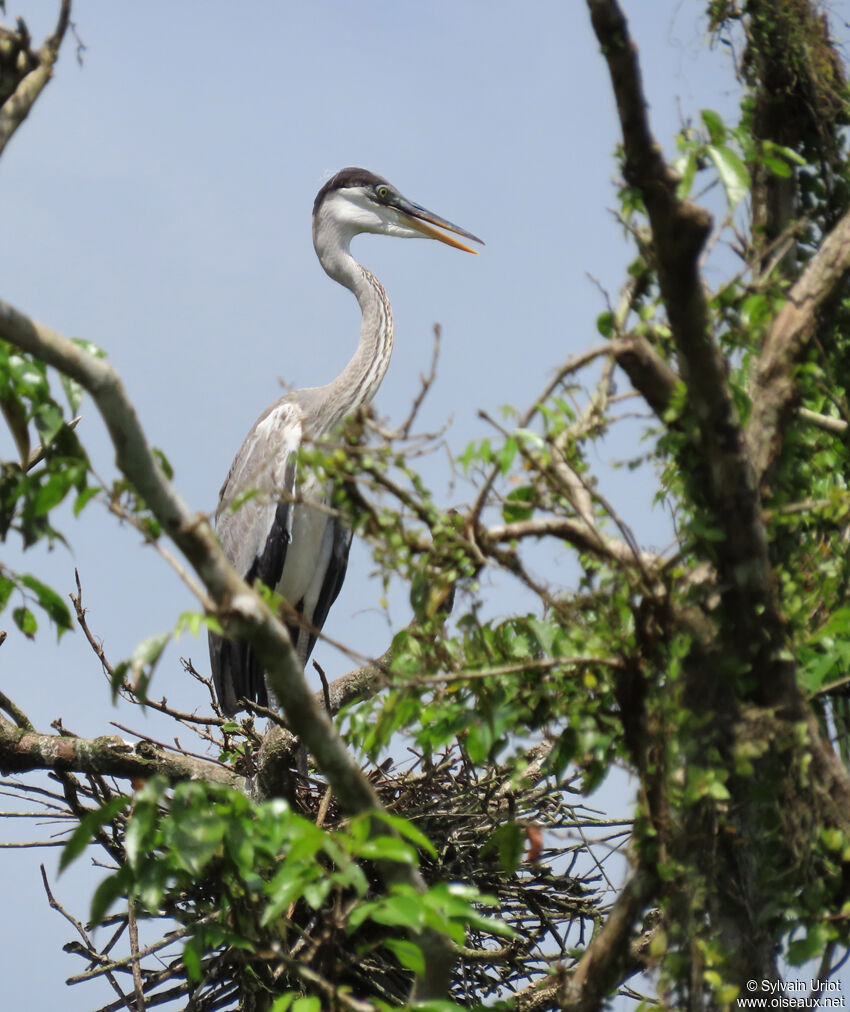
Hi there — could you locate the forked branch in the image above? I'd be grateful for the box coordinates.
[747,206,850,481]
[0,1,71,156]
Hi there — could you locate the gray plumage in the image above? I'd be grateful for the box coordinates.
[209,168,482,716]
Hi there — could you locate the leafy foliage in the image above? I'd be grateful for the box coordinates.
[4,2,850,1010]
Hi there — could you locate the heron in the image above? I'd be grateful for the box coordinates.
[209,167,482,717]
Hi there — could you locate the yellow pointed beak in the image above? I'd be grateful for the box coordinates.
[396,198,484,254]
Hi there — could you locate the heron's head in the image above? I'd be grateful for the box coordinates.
[312,167,483,256]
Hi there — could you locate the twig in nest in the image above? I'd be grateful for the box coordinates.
[40,864,135,1011]
[313,659,332,715]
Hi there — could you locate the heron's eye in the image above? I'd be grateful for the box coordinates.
[376,185,390,201]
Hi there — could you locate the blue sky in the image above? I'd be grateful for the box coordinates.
[1,2,755,1007]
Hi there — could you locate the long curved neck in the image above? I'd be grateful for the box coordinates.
[311,225,394,435]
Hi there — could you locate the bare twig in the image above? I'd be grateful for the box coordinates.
[0,687,34,731]
[126,900,145,1010]
[407,654,624,686]
[0,839,66,848]
[40,864,136,1012]
[105,497,213,610]
[467,343,616,532]
[797,406,848,435]
[108,722,232,771]
[400,322,442,439]
[65,921,204,985]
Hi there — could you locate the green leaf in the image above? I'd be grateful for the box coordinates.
[0,390,30,463]
[384,937,425,976]
[127,631,171,700]
[349,890,426,931]
[71,337,107,360]
[60,372,85,415]
[701,108,726,145]
[302,877,332,909]
[175,610,216,638]
[466,720,495,764]
[787,923,829,965]
[801,649,842,693]
[502,485,535,524]
[741,293,771,331]
[73,485,100,516]
[90,868,130,925]
[369,811,437,856]
[12,606,37,638]
[291,998,321,1012]
[498,437,517,474]
[355,835,419,866]
[762,139,807,167]
[596,310,615,337]
[60,795,131,872]
[762,155,793,178]
[484,822,525,874]
[166,808,226,876]
[20,574,72,633]
[33,402,64,446]
[182,937,203,983]
[261,864,312,926]
[32,471,74,517]
[124,802,158,871]
[706,144,749,210]
[390,629,424,676]
[675,149,698,200]
[153,447,174,481]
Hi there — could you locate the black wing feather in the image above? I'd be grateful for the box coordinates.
[248,456,297,590]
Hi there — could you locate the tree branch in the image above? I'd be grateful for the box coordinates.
[560,870,653,1012]
[0,719,240,786]
[610,334,679,418]
[40,864,137,1012]
[797,406,848,435]
[747,206,850,481]
[484,515,659,568]
[0,1,71,157]
[586,0,800,712]
[0,686,35,731]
